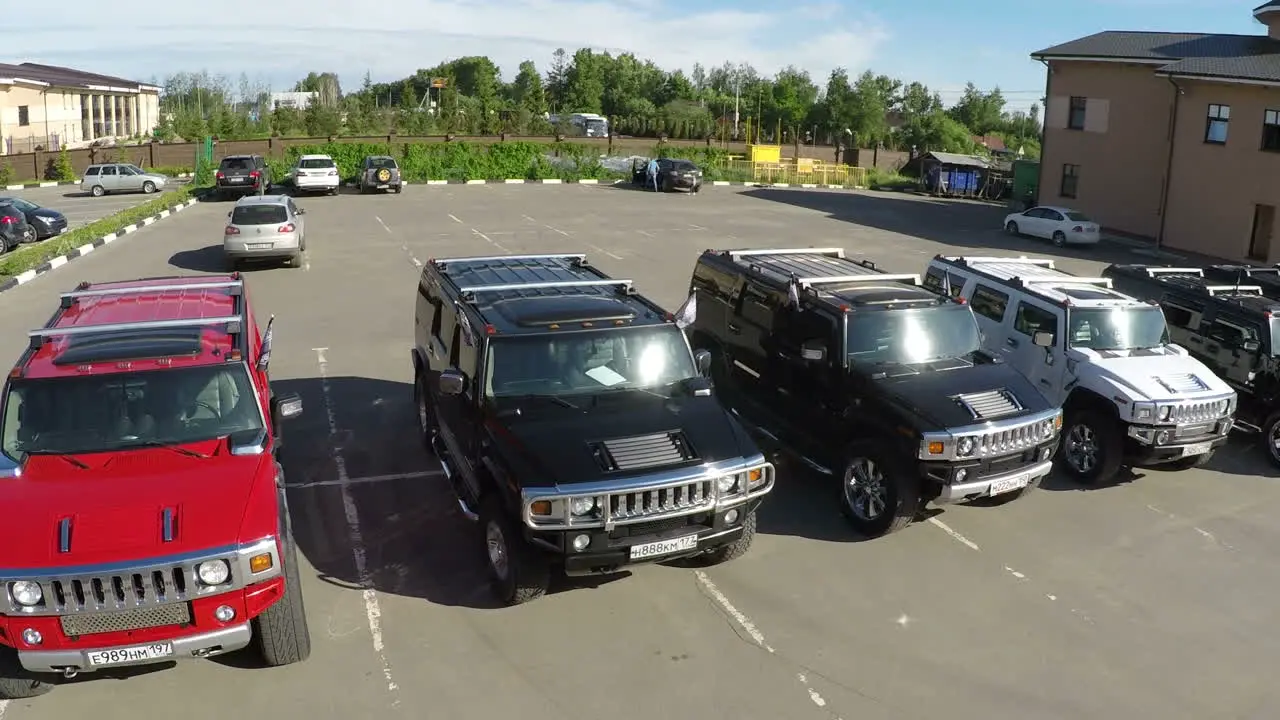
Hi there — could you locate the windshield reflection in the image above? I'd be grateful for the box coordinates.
[1067,307,1169,350]
[847,305,982,364]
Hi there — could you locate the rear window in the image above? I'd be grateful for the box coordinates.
[231,205,288,225]
[368,157,397,169]
[1065,211,1091,222]
[300,158,335,169]
[672,161,697,171]
[220,158,251,170]
[85,167,100,176]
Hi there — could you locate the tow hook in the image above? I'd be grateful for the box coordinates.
[62,667,79,679]
[192,648,213,658]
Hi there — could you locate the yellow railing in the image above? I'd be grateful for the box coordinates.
[717,158,867,188]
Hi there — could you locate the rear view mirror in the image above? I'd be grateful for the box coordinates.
[800,339,826,362]
[276,393,303,420]
[1033,332,1054,348]
[694,349,712,375]
[439,368,466,395]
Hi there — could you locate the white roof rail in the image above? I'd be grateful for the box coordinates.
[433,253,586,265]
[1142,267,1204,277]
[728,248,845,259]
[60,279,243,305]
[799,273,920,288]
[30,316,244,343]
[1206,285,1264,296]
[457,279,632,297]
[1020,277,1113,288]
[941,255,1056,268]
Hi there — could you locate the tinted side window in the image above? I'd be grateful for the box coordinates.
[1160,299,1201,329]
[777,308,836,350]
[101,166,116,175]
[970,285,1010,322]
[923,267,964,298]
[737,283,774,330]
[1207,318,1258,346]
[85,167,100,176]
[1013,302,1058,337]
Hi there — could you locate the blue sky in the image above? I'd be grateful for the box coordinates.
[4,0,1272,114]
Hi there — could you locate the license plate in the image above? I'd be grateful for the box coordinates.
[246,242,272,250]
[1181,441,1212,457]
[376,184,389,189]
[86,642,173,667]
[990,472,1030,496]
[229,177,244,183]
[629,534,698,561]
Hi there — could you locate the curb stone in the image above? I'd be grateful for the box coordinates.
[0,197,201,295]
[2,173,195,191]
[342,178,865,189]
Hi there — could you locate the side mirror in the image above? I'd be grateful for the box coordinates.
[694,349,712,376]
[439,368,466,395]
[276,393,303,419]
[800,339,826,362]
[1032,332,1054,348]
[1243,339,1261,352]
[297,208,306,215]
[227,211,233,217]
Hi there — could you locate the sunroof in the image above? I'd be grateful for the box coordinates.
[54,327,204,365]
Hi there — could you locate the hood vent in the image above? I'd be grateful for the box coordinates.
[58,517,73,553]
[952,389,1023,420]
[1155,373,1209,394]
[161,507,176,543]
[591,431,698,472]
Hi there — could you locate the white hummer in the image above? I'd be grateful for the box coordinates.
[924,256,1236,484]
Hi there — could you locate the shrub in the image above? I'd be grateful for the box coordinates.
[50,147,76,183]
[0,160,11,187]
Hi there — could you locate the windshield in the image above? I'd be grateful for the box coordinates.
[2,365,264,461]
[299,158,335,169]
[231,205,288,225]
[2,198,37,211]
[1065,211,1091,222]
[368,157,397,169]
[1067,307,1169,350]
[846,305,982,364]
[484,327,697,399]
[125,164,146,175]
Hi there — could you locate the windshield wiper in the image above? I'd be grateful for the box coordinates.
[508,394,579,410]
[124,440,210,458]
[24,451,90,469]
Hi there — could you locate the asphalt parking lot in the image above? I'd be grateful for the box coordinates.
[0,184,178,233]
[0,184,1277,720]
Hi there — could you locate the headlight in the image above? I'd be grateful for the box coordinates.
[570,497,597,516]
[9,581,42,607]
[197,560,231,585]
[956,436,976,457]
[1132,402,1157,421]
[1158,405,1172,422]
[717,475,739,494]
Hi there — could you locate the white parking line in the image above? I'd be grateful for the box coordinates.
[472,228,509,252]
[587,243,623,261]
[543,224,570,237]
[448,214,462,224]
[1,699,8,718]
[927,517,981,551]
[313,348,399,700]
[375,216,392,234]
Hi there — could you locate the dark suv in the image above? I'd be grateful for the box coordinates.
[411,253,775,605]
[0,201,36,252]
[215,155,270,199]
[685,247,1063,538]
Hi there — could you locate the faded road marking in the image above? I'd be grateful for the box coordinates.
[374,216,392,234]
[472,228,509,252]
[292,470,445,489]
[448,213,462,223]
[928,517,981,551]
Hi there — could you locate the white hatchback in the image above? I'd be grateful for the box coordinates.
[288,154,341,195]
[1003,205,1101,246]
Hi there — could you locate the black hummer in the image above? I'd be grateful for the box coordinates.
[684,247,1064,538]
[411,253,775,605]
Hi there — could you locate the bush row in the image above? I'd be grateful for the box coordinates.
[0,186,195,280]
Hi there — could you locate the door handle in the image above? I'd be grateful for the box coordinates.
[426,343,436,357]
[1006,337,1019,347]
[1039,378,1051,386]
[727,323,742,335]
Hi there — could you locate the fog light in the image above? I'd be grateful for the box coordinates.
[21,628,41,646]
[571,534,590,552]
[1156,430,1170,445]
[1041,446,1053,460]
[214,605,236,622]
[724,509,739,524]
[954,468,967,483]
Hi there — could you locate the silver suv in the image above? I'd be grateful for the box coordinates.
[222,195,307,270]
[80,163,168,197]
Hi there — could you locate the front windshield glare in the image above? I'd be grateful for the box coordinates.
[1,365,264,460]
[484,327,696,398]
[1067,307,1169,350]
[847,305,981,364]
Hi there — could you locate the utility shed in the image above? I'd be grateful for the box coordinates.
[921,152,991,197]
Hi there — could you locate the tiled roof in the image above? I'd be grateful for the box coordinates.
[0,62,154,91]
[1031,31,1280,83]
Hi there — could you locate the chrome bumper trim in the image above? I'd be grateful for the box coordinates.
[17,623,252,674]
[937,459,1054,502]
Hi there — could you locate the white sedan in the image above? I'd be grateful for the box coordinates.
[1003,205,1101,246]
[288,154,341,195]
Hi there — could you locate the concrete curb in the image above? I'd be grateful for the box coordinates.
[0,197,201,295]
[2,173,195,191]
[342,178,865,189]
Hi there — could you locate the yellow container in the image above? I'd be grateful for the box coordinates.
[746,144,781,163]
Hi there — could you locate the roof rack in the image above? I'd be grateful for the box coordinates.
[726,248,845,259]
[942,256,1056,268]
[29,316,244,348]
[433,253,587,266]
[798,273,921,288]
[1140,267,1204,277]
[1206,285,1263,296]
[59,278,243,308]
[457,279,634,301]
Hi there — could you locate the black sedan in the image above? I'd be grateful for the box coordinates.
[630,157,703,192]
[0,196,68,240]
[0,201,36,252]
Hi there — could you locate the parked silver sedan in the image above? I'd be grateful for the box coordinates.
[80,163,168,197]
[222,194,306,270]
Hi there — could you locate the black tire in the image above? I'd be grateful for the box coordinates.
[480,495,549,606]
[689,508,756,566]
[21,227,36,244]
[1261,411,1280,469]
[1165,448,1216,470]
[413,369,437,452]
[289,251,304,268]
[1006,221,1019,234]
[253,536,312,666]
[1052,230,1067,247]
[0,647,54,699]
[838,444,919,538]
[1058,409,1123,485]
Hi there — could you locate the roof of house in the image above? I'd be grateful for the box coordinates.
[972,135,1007,152]
[0,62,157,92]
[1032,30,1280,84]
[925,152,991,169]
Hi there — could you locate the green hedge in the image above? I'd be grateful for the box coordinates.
[0,186,195,281]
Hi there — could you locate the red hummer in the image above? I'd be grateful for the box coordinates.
[0,274,311,699]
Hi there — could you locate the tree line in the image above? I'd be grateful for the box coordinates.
[152,50,1042,159]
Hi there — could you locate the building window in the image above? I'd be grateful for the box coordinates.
[1205,104,1230,144]
[17,106,30,126]
[1263,110,1280,152]
[1060,163,1079,198]
[1068,97,1087,130]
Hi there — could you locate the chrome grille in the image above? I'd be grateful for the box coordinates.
[48,566,191,613]
[1155,373,1209,394]
[978,423,1038,457]
[953,389,1022,419]
[594,432,697,471]
[609,480,714,521]
[1170,400,1228,424]
[60,603,192,637]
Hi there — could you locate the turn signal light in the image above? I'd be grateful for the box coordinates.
[249,553,273,573]
[927,441,945,454]
[747,468,763,484]
[530,500,552,516]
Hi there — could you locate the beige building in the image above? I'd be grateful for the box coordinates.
[1032,1,1280,262]
[0,62,160,155]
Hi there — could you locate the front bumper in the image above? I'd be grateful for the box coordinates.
[922,440,1059,502]
[33,218,67,239]
[17,623,251,674]
[936,458,1056,502]
[1126,416,1233,465]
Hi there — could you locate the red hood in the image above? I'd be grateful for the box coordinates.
[0,441,271,570]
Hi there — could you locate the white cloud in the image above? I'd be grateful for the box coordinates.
[6,0,889,91]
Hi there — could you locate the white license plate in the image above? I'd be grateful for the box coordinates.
[376,184,389,189]
[86,642,173,667]
[629,534,698,561]
[990,472,1031,496]
[1181,441,1212,457]
[246,242,272,250]
[229,177,244,182]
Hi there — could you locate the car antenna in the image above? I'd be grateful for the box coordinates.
[1236,268,1243,294]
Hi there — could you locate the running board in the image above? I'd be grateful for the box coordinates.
[728,408,834,475]
[430,434,479,521]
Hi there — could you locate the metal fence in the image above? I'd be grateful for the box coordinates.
[4,133,62,155]
[720,158,867,188]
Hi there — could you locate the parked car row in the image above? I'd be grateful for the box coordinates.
[79,163,169,197]
[630,156,704,192]
[213,153,405,201]
[0,196,69,253]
